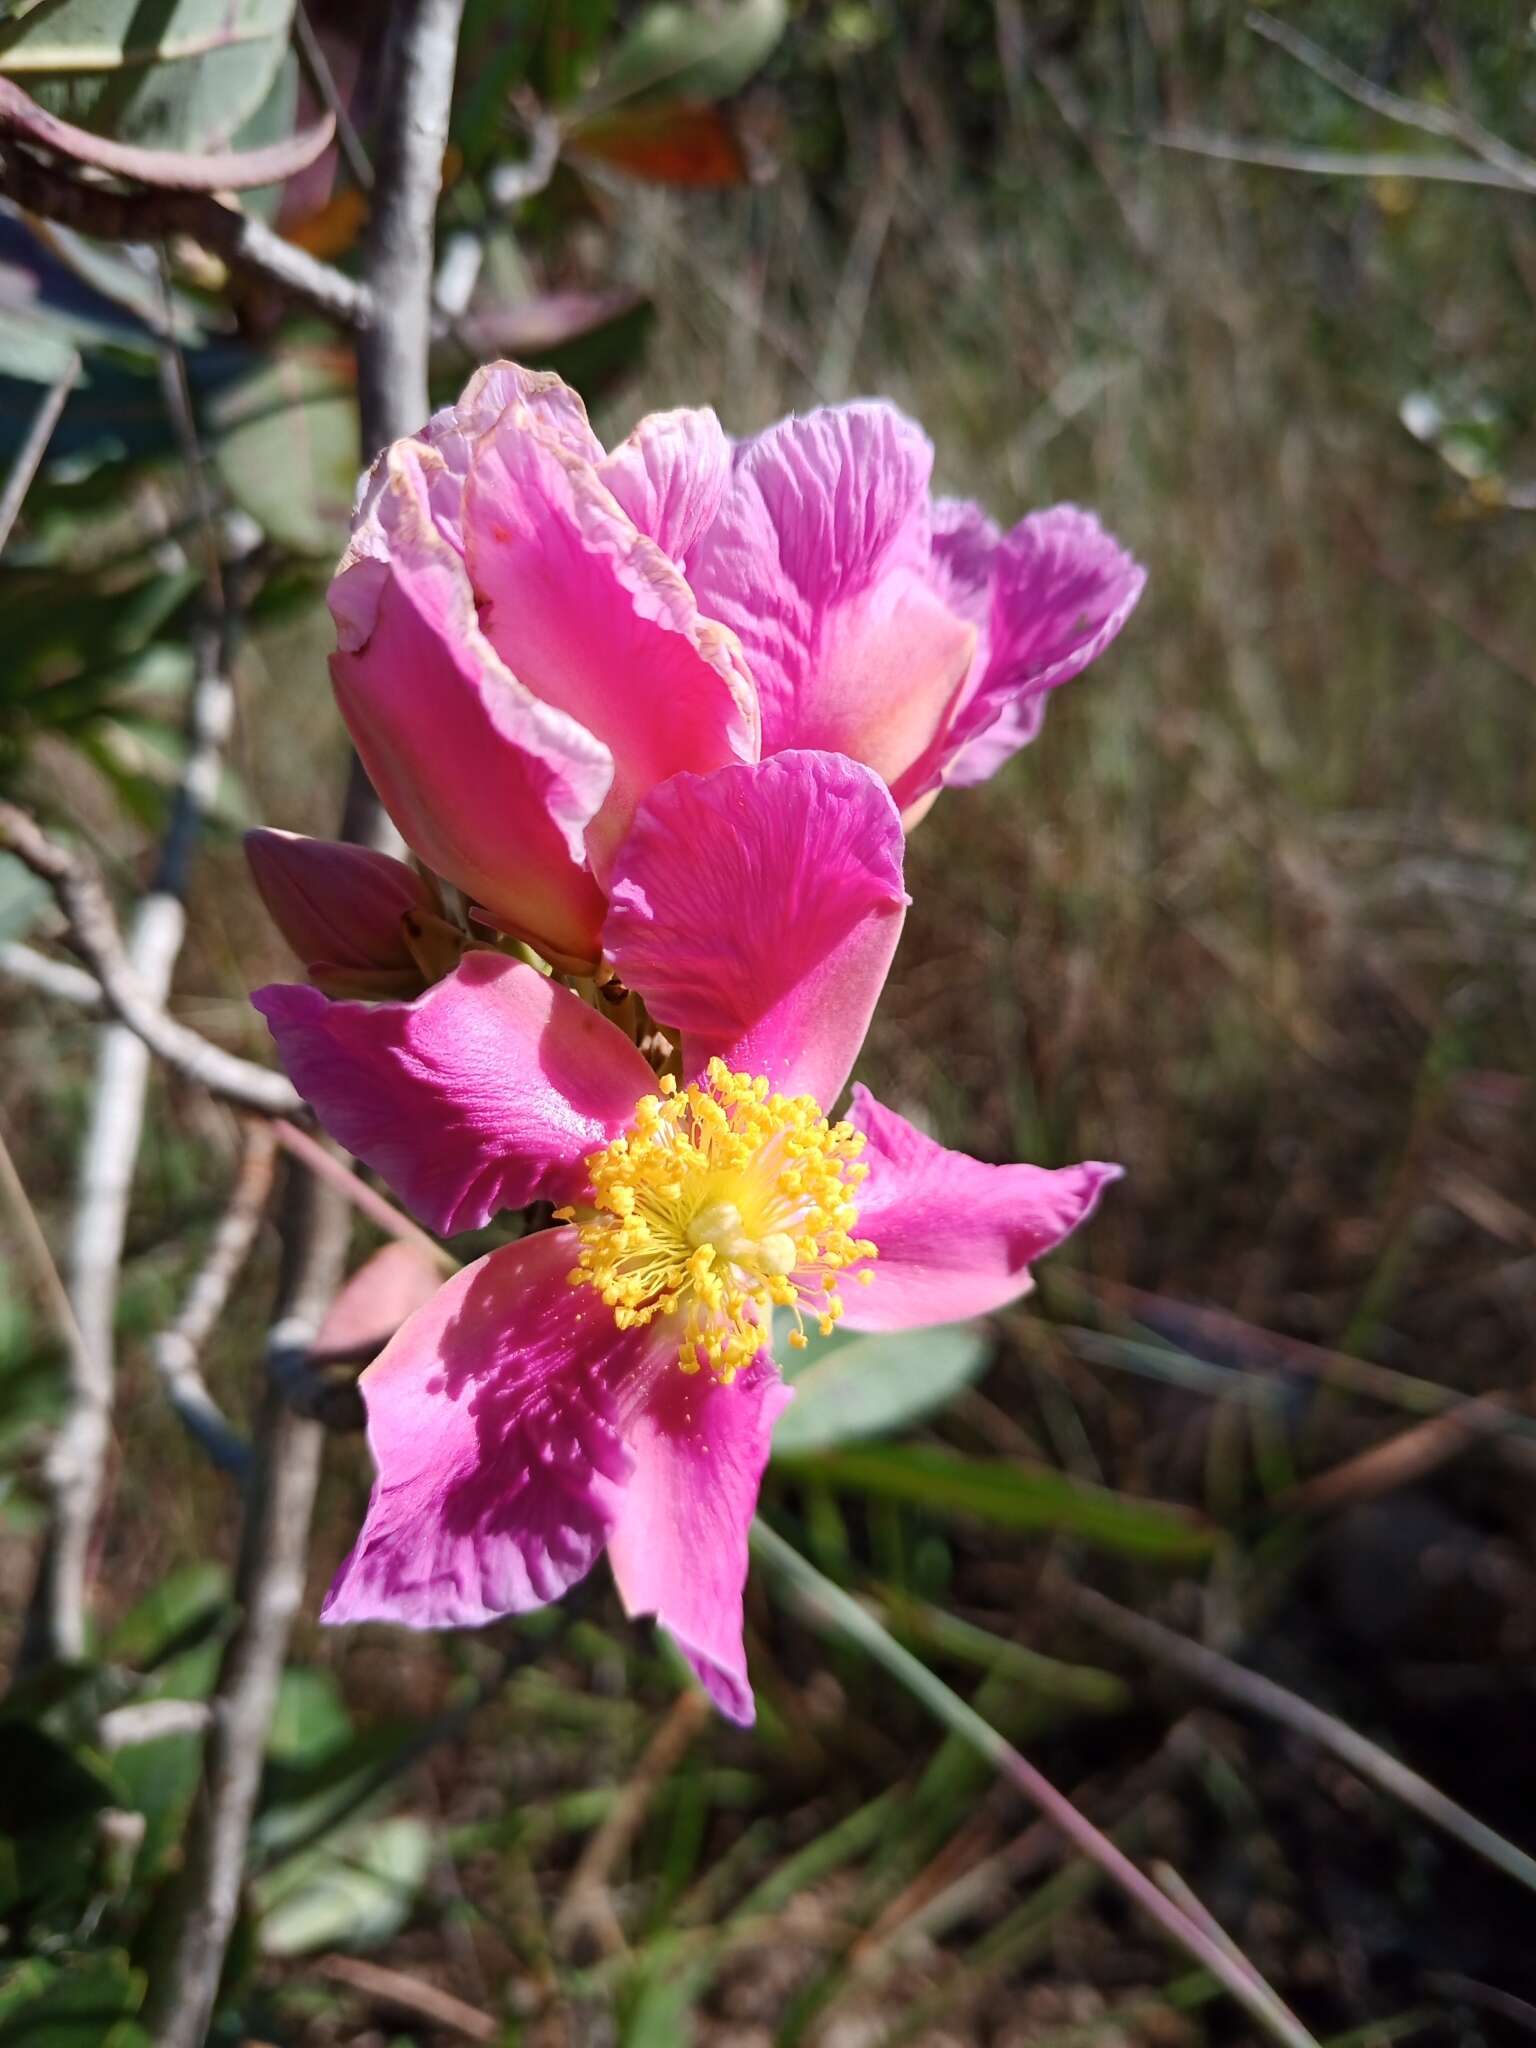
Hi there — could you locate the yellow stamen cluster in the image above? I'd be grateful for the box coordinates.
[557,1058,877,1383]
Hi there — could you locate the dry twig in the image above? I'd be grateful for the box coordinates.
[0,350,79,553]
[0,801,302,1118]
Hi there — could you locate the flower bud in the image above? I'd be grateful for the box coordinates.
[245,828,439,998]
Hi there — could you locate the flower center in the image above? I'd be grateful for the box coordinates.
[558,1058,876,1383]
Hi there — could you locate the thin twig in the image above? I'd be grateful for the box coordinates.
[149,1124,277,1477]
[295,3,375,191]
[1069,1584,1536,1898]
[0,144,372,327]
[1246,9,1536,192]
[315,1957,495,2042]
[0,349,79,553]
[554,1688,711,1954]
[1145,130,1536,195]
[0,1118,93,1389]
[753,1522,1320,2048]
[272,1117,455,1271]
[99,1698,213,1751]
[0,801,301,1118]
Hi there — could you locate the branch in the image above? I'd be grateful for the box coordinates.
[142,1163,352,2048]
[0,940,102,1010]
[0,801,302,1118]
[0,350,79,553]
[0,143,372,328]
[147,6,466,2033]
[149,1124,277,1477]
[356,0,467,453]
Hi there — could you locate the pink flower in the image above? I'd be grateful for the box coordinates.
[329,362,1141,967]
[255,753,1118,1723]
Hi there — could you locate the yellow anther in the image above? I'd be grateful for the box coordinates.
[565,1059,877,1382]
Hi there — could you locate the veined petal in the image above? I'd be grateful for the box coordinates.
[462,408,759,877]
[603,751,908,1107]
[687,403,972,789]
[324,1230,648,1629]
[599,406,731,561]
[942,506,1144,788]
[607,1353,791,1725]
[254,955,656,1235]
[330,443,612,963]
[841,1086,1121,1331]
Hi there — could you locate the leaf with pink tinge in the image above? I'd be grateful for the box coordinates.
[254,956,656,1236]
[324,1231,652,1630]
[312,1242,448,1367]
[841,1087,1121,1332]
[608,1354,792,1725]
[603,751,908,1107]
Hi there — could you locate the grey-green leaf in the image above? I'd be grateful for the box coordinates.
[772,1321,992,1455]
[0,0,297,154]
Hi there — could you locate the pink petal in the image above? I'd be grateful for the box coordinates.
[461,411,759,877]
[329,445,613,964]
[943,506,1145,787]
[254,954,656,1235]
[841,1086,1122,1332]
[607,1354,792,1725]
[928,496,1002,630]
[244,829,435,996]
[687,403,975,790]
[603,751,908,1106]
[324,1229,647,1629]
[598,407,731,561]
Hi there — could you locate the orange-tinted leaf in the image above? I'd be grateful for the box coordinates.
[566,101,751,188]
[283,185,370,260]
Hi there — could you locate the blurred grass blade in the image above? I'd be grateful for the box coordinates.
[774,1444,1219,1560]
[751,1519,1320,2048]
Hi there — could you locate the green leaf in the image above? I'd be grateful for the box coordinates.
[773,1444,1219,1561]
[253,1816,433,1957]
[266,1667,353,1769]
[772,1320,992,1455]
[107,1562,228,1667]
[0,0,298,154]
[0,1952,146,2048]
[210,351,359,556]
[594,0,786,108]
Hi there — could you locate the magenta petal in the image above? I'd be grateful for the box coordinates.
[462,413,758,876]
[687,403,974,789]
[598,407,731,562]
[324,1230,645,1629]
[607,1354,791,1725]
[603,751,908,1106]
[944,506,1145,787]
[842,1087,1122,1331]
[254,954,655,1235]
[330,447,613,963]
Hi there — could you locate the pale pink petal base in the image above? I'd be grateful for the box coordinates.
[603,751,908,1106]
[843,1086,1121,1331]
[324,1231,648,1629]
[607,1355,792,1725]
[255,955,655,1236]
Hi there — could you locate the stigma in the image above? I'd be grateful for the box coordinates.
[557,1059,877,1383]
